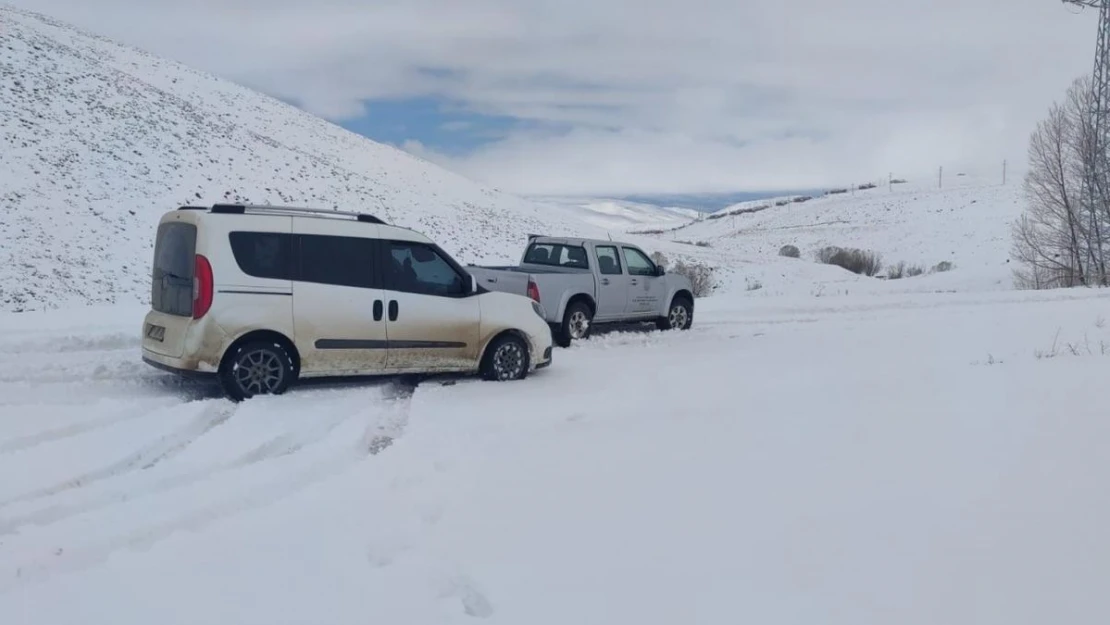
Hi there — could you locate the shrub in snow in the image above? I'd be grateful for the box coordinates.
[932,261,954,273]
[887,261,926,280]
[670,259,715,297]
[815,246,883,277]
[778,244,800,258]
[650,251,669,269]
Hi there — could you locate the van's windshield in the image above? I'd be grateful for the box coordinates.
[151,222,196,316]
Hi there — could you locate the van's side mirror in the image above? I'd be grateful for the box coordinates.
[468,274,478,294]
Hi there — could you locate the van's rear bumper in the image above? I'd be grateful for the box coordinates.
[142,349,218,378]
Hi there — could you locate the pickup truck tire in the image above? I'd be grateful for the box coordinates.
[480,333,531,381]
[657,295,693,331]
[555,301,593,347]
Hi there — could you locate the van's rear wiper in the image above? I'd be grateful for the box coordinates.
[159,271,190,282]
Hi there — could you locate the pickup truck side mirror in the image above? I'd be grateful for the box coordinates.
[468,274,478,294]
[655,265,666,276]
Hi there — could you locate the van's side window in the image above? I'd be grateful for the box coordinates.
[386,241,465,297]
[297,234,376,289]
[229,232,292,280]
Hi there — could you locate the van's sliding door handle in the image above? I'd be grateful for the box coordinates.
[388,300,399,321]
[373,300,383,321]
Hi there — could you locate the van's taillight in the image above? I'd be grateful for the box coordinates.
[527,277,541,302]
[193,254,213,319]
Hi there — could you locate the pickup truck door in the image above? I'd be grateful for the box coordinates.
[592,244,629,321]
[621,246,667,316]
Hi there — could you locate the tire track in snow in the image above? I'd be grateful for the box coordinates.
[0,332,140,355]
[0,401,235,509]
[0,380,418,594]
[0,398,369,534]
[0,402,159,456]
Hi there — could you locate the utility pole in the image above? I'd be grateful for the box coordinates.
[1003,159,1007,185]
[938,166,943,189]
[888,172,892,192]
[1063,0,1110,282]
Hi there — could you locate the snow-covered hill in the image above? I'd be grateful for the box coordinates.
[636,173,1024,293]
[0,6,612,312]
[530,196,701,233]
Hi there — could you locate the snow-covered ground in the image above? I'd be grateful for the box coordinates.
[3,6,1107,624]
[2,286,1109,625]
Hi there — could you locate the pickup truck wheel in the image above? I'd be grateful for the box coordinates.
[657,296,693,331]
[558,302,593,345]
[481,334,530,381]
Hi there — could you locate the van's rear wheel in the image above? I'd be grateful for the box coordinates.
[219,340,295,401]
[481,333,530,381]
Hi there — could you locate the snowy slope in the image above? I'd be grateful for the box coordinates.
[0,6,610,312]
[646,174,1023,292]
[2,288,1109,624]
[530,196,701,233]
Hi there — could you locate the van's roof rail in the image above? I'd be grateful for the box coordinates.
[208,203,386,224]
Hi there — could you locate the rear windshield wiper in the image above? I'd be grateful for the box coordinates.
[158,270,191,282]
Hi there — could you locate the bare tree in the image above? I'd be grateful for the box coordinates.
[1013,76,1110,288]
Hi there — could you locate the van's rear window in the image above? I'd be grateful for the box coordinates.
[151,222,196,316]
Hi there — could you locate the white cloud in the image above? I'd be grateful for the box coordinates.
[11,0,1099,195]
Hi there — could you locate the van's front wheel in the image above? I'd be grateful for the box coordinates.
[481,333,530,381]
[219,341,295,401]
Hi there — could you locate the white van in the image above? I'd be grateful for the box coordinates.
[140,204,554,400]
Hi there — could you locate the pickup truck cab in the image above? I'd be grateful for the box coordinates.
[468,236,695,346]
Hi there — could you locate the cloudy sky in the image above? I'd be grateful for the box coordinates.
[13,0,1099,197]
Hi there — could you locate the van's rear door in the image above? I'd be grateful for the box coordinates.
[144,217,198,358]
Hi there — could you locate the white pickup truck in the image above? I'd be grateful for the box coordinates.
[467,235,696,346]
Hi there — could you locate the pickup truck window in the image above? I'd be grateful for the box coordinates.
[622,247,656,276]
[524,243,590,269]
[595,245,623,275]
